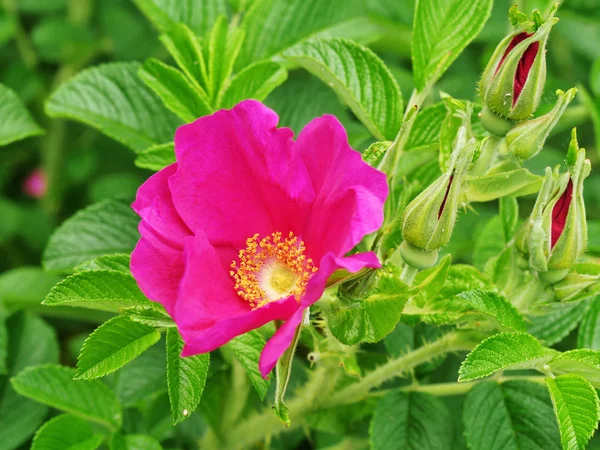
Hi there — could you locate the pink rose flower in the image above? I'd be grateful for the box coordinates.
[23,168,47,199]
[131,100,387,377]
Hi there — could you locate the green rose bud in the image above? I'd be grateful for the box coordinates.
[506,88,577,161]
[479,6,558,122]
[401,127,475,252]
[515,129,590,281]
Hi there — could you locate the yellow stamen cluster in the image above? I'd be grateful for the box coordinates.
[230,231,318,308]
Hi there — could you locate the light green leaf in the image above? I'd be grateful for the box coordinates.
[369,391,453,450]
[549,349,600,389]
[237,0,370,69]
[115,434,163,450]
[45,62,181,152]
[76,316,160,380]
[529,301,591,347]
[465,169,543,202]
[11,365,122,431]
[405,103,446,152]
[0,267,62,310]
[284,38,402,141]
[455,290,527,332]
[0,83,43,146]
[463,381,561,450]
[135,143,176,172]
[31,414,103,450]
[578,297,600,350]
[458,332,555,382]
[139,58,212,123]
[132,0,227,36]
[500,196,519,243]
[546,375,600,450]
[228,330,270,400]
[166,328,210,424]
[220,61,287,109]
[43,270,154,312]
[122,306,176,328]
[43,199,140,273]
[412,0,492,91]
[75,254,131,273]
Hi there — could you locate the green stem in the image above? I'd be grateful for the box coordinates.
[400,264,419,285]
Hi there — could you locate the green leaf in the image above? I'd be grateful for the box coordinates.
[135,143,176,172]
[228,330,270,400]
[166,328,210,424]
[465,169,543,202]
[0,83,43,146]
[546,375,600,450]
[237,0,370,69]
[220,61,287,109]
[11,365,122,431]
[455,290,527,332]
[110,434,163,450]
[463,381,561,450]
[0,267,62,310]
[43,270,154,312]
[329,267,412,345]
[529,301,592,347]
[369,391,453,450]
[43,199,140,273]
[76,316,160,380]
[458,332,555,382]
[284,38,402,141]
[405,103,446,152]
[500,196,519,243]
[578,297,600,350]
[75,254,131,273]
[122,306,176,328]
[473,216,505,271]
[31,414,103,450]
[412,0,492,91]
[139,58,212,123]
[45,62,182,152]
[549,350,600,389]
[132,0,227,36]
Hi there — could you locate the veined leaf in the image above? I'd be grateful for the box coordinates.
[43,270,154,312]
[500,196,519,243]
[463,381,561,450]
[122,306,175,328]
[135,143,176,172]
[549,349,600,388]
[76,316,161,380]
[75,254,131,273]
[546,375,600,450]
[132,0,227,36]
[43,199,140,273]
[369,391,453,450]
[220,61,287,109]
[11,365,122,431]
[465,169,543,202]
[578,297,600,350]
[529,301,591,347]
[166,328,210,424]
[46,62,181,152]
[31,414,103,450]
[458,332,555,382]
[285,38,402,141]
[0,83,43,146]
[412,0,493,91]
[228,330,270,400]
[405,103,446,152]
[455,290,526,332]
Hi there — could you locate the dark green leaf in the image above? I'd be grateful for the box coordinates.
[220,61,287,109]
[31,414,103,450]
[0,83,43,146]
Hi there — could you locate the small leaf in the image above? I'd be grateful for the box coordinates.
[11,365,122,431]
[0,83,43,146]
[75,254,131,273]
[122,306,176,328]
[43,199,140,273]
[465,169,543,202]
[31,414,103,450]
[76,316,160,380]
[455,289,527,331]
[285,38,402,141]
[220,61,287,109]
[405,103,446,152]
[228,330,270,400]
[500,196,519,243]
[369,391,453,450]
[463,381,561,450]
[166,328,210,424]
[135,143,175,172]
[45,62,181,152]
[43,270,154,312]
[412,0,493,90]
[546,374,600,450]
[458,332,555,382]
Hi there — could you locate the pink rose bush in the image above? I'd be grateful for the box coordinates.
[131,100,387,377]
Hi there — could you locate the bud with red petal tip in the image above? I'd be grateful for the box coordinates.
[480,6,558,123]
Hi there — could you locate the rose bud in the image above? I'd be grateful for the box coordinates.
[507,88,577,161]
[516,129,590,283]
[479,6,558,123]
[400,127,475,265]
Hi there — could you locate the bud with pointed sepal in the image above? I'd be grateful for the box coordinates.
[401,127,476,255]
[507,88,577,161]
[480,6,558,122]
[516,129,591,282]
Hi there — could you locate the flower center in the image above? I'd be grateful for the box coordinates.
[230,232,318,308]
